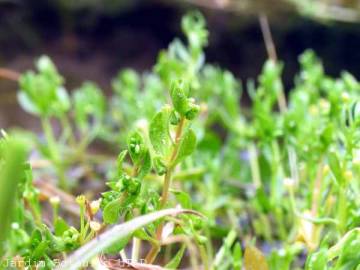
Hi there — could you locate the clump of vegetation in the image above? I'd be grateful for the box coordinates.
[0,11,359,270]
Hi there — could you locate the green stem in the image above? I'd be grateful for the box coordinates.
[270,140,283,206]
[159,170,172,209]
[41,118,68,190]
[79,203,85,241]
[41,118,58,161]
[160,117,185,208]
[213,230,237,267]
[248,143,261,189]
[198,242,209,270]
[146,117,186,263]
[337,186,347,234]
[60,115,75,146]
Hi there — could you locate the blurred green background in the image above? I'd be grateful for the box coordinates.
[1,0,360,129]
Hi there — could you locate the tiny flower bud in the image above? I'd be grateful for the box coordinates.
[90,199,101,215]
[63,227,80,245]
[185,104,200,120]
[154,156,167,176]
[76,195,86,205]
[134,144,140,154]
[49,196,60,205]
[90,221,102,232]
[170,80,191,116]
[170,110,181,125]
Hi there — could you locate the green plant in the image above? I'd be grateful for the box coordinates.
[0,135,28,255]
[0,11,359,270]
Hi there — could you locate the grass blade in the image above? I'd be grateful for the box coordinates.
[55,208,201,270]
[0,138,27,254]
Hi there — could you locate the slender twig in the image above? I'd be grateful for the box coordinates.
[259,13,277,62]
[258,13,300,187]
[0,68,20,81]
[258,12,288,112]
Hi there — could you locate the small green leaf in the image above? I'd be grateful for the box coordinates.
[170,110,181,125]
[165,244,186,269]
[127,130,147,165]
[153,156,167,176]
[185,103,200,120]
[30,229,42,249]
[170,80,191,116]
[328,151,343,184]
[32,241,49,260]
[122,175,141,196]
[171,189,192,209]
[18,55,67,117]
[37,55,57,73]
[104,234,132,255]
[149,106,172,156]
[305,249,328,270]
[232,242,242,270]
[62,226,80,250]
[155,50,187,87]
[342,71,360,91]
[112,68,140,96]
[181,11,208,56]
[53,86,70,116]
[54,218,70,236]
[137,150,152,180]
[17,91,40,115]
[116,150,128,177]
[103,200,122,224]
[327,228,360,269]
[133,229,155,242]
[173,128,197,166]
[73,82,105,132]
